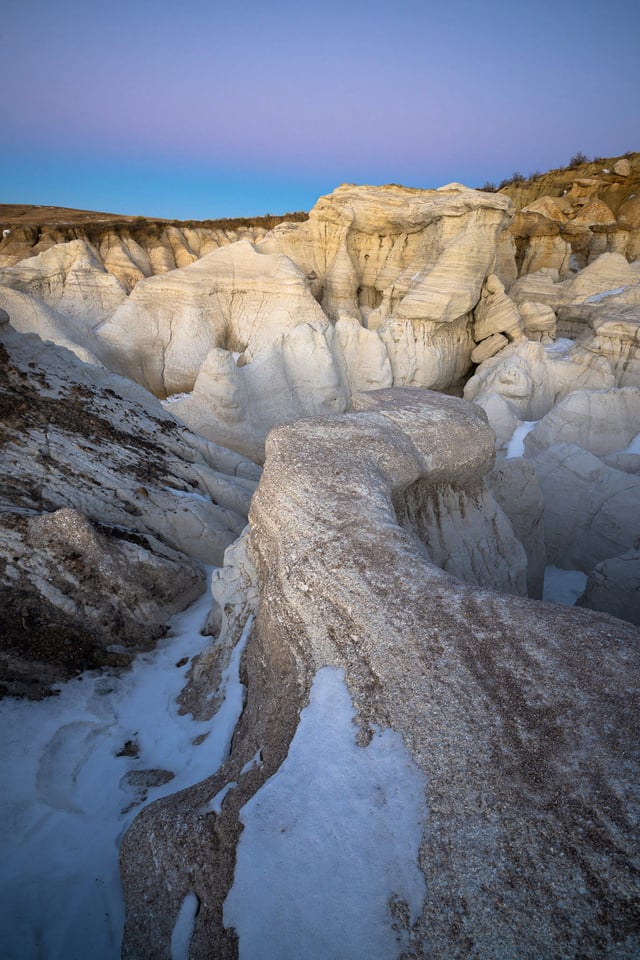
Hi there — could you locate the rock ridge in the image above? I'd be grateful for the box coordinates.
[120,388,640,960]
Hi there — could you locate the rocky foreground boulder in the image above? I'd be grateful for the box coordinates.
[119,390,639,960]
[0,318,260,696]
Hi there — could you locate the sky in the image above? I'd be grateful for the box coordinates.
[1,0,638,219]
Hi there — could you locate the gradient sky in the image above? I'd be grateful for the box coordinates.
[1,0,638,219]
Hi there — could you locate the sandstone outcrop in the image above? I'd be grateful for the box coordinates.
[488,457,546,598]
[526,442,640,572]
[0,204,301,278]
[119,389,640,960]
[0,239,127,325]
[498,152,640,269]
[524,387,640,459]
[577,550,640,625]
[0,508,205,698]
[463,340,616,448]
[96,240,330,396]
[94,183,516,458]
[0,320,260,694]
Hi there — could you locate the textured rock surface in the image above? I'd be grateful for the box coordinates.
[0,239,127,327]
[577,550,640,625]
[0,321,260,693]
[499,152,640,269]
[96,240,329,396]
[524,387,640,458]
[526,443,640,572]
[119,390,640,960]
[92,183,516,458]
[488,457,546,598]
[0,204,296,276]
[0,508,204,697]
[463,340,616,448]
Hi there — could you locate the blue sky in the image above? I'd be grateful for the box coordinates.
[1,0,638,218]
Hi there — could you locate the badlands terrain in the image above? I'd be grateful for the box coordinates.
[0,152,639,959]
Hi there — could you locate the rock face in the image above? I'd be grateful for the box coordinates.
[0,508,204,697]
[0,240,127,324]
[499,152,640,269]
[0,319,260,695]
[577,550,640,625]
[96,240,331,396]
[94,183,515,458]
[119,390,640,960]
[0,204,300,278]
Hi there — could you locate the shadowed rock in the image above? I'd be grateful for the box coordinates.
[119,389,639,960]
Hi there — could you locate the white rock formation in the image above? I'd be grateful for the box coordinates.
[0,239,126,324]
[524,387,640,459]
[96,240,329,397]
[577,550,640,625]
[464,340,615,449]
[90,183,517,458]
[120,389,640,960]
[526,442,640,571]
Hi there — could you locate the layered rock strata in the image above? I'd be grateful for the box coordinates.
[94,183,515,459]
[0,319,260,695]
[120,389,639,960]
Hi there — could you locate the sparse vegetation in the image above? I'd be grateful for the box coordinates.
[569,151,589,167]
[498,171,526,189]
[481,181,497,192]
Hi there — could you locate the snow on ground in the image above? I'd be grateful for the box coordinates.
[585,286,628,303]
[505,420,538,458]
[544,337,575,356]
[0,572,250,960]
[161,391,192,405]
[621,432,640,455]
[224,666,427,960]
[543,566,588,606]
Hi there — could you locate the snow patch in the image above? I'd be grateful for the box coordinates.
[620,432,640,455]
[544,337,574,356]
[162,392,192,405]
[224,666,427,960]
[585,286,628,303]
[171,891,199,960]
[505,420,538,459]
[0,575,253,960]
[543,566,588,605]
[164,486,212,504]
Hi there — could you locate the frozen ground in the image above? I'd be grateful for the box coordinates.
[0,572,250,960]
[543,566,588,606]
[224,666,428,960]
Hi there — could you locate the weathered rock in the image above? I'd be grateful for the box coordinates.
[0,283,103,365]
[577,550,640,625]
[0,508,204,697]
[464,340,617,449]
[120,389,640,960]
[471,332,509,363]
[0,322,260,693]
[0,239,126,325]
[489,457,546,598]
[524,387,640,459]
[526,442,640,571]
[613,158,632,177]
[518,300,557,341]
[472,273,523,343]
[93,184,516,458]
[97,240,329,397]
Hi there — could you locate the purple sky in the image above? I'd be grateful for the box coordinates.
[1,0,638,218]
